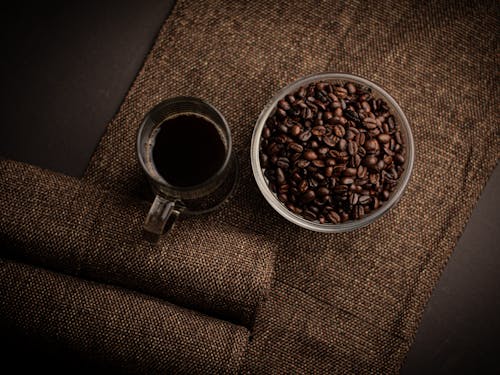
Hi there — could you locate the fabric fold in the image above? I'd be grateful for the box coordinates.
[0,258,249,374]
[0,159,276,327]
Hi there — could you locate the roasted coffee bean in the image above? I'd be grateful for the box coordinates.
[303,210,317,221]
[395,154,405,164]
[276,157,289,169]
[327,210,341,224]
[298,130,312,142]
[276,168,286,184]
[289,142,304,153]
[341,177,354,185]
[334,86,348,98]
[364,138,379,152]
[333,125,346,137]
[364,155,378,168]
[262,127,271,139]
[343,167,357,177]
[304,150,318,160]
[347,140,358,156]
[395,131,403,145]
[278,99,291,111]
[325,166,334,177]
[338,138,347,151]
[358,195,371,205]
[349,193,359,206]
[345,82,357,94]
[363,117,378,129]
[377,133,391,144]
[296,159,310,168]
[290,124,302,137]
[381,189,390,201]
[318,146,329,156]
[326,158,336,166]
[317,187,330,196]
[312,126,326,136]
[312,159,325,168]
[299,179,308,193]
[302,190,316,203]
[323,135,337,147]
[344,109,360,123]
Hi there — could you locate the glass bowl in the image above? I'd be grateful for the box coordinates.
[250,72,415,232]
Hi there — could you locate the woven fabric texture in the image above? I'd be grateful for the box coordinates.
[0,0,498,373]
[83,0,498,372]
[0,258,249,374]
[0,159,275,327]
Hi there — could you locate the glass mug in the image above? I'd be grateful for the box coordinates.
[137,97,238,242]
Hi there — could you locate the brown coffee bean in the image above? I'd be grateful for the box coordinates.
[299,179,308,193]
[321,135,335,148]
[325,166,334,177]
[276,168,286,184]
[341,177,354,185]
[303,210,317,221]
[289,142,304,153]
[277,157,289,169]
[317,187,330,196]
[343,167,357,177]
[278,99,290,111]
[290,124,301,137]
[381,190,390,201]
[338,138,347,151]
[312,159,325,168]
[395,131,403,145]
[377,133,391,144]
[296,159,310,168]
[361,101,371,113]
[334,86,348,98]
[363,117,378,129]
[395,154,405,164]
[318,147,329,156]
[347,140,358,156]
[304,150,318,160]
[328,210,341,224]
[364,155,378,168]
[312,126,326,136]
[298,130,312,142]
[357,165,367,178]
[262,127,271,139]
[349,193,359,205]
[358,195,371,205]
[302,190,316,203]
[364,138,379,153]
[345,82,356,94]
[333,124,345,137]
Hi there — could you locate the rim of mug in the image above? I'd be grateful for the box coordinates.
[137,96,233,193]
[250,72,415,232]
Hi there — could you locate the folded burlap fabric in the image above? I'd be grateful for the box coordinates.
[0,159,275,326]
[0,0,498,373]
[0,258,249,374]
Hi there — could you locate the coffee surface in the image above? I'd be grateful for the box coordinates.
[152,114,225,187]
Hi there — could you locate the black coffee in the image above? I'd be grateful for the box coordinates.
[152,114,226,187]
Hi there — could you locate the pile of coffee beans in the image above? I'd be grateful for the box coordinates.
[259,81,406,224]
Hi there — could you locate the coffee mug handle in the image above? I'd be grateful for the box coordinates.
[143,195,183,243]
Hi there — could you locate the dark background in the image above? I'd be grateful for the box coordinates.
[0,1,498,373]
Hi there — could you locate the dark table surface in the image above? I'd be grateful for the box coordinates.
[1,1,498,373]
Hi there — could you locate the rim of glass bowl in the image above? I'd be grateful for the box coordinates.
[250,72,415,232]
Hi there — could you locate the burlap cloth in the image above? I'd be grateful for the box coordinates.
[0,0,498,373]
